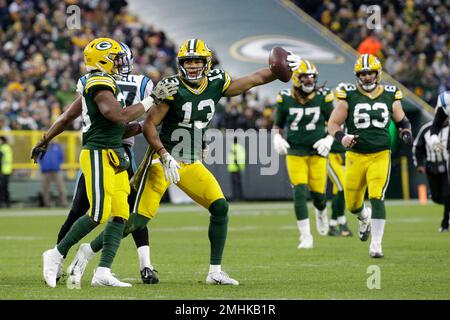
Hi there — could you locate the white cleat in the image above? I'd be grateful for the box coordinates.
[67,243,96,286]
[43,247,64,288]
[206,271,239,285]
[314,208,329,236]
[358,207,372,241]
[56,258,66,283]
[91,267,132,287]
[297,234,313,249]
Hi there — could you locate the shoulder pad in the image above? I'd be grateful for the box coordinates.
[276,89,291,103]
[84,73,116,94]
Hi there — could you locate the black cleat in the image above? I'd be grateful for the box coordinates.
[141,267,159,284]
[370,251,384,259]
[339,223,353,237]
[328,225,340,236]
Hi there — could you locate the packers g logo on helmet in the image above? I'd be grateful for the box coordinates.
[176,38,212,83]
[84,37,126,77]
[292,59,318,93]
[354,54,382,91]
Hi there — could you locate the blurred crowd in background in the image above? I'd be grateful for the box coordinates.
[2,0,448,133]
[0,0,274,132]
[296,0,450,105]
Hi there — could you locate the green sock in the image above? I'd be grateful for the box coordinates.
[293,184,308,220]
[90,213,149,253]
[311,191,326,211]
[332,191,345,219]
[57,215,97,256]
[98,220,126,268]
[208,199,229,265]
[350,205,364,215]
[370,198,386,219]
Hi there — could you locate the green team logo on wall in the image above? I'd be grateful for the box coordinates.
[230,35,345,64]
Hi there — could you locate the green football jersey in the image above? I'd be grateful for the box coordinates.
[275,88,334,156]
[77,72,126,149]
[335,83,403,153]
[159,69,232,162]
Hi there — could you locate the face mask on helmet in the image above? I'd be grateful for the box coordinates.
[357,71,378,91]
[117,42,133,76]
[178,57,208,83]
[294,73,317,94]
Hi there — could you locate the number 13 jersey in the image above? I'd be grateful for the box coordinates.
[160,69,232,163]
[335,83,403,153]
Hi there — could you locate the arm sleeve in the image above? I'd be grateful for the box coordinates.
[412,124,428,167]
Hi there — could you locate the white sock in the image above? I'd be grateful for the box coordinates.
[330,219,338,227]
[209,265,221,273]
[358,205,368,220]
[137,245,152,270]
[337,216,347,225]
[297,219,311,237]
[371,219,385,248]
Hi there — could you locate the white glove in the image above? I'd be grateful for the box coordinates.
[313,135,334,157]
[151,81,179,103]
[286,51,301,71]
[160,152,181,184]
[273,133,290,155]
[430,134,444,153]
[200,144,209,161]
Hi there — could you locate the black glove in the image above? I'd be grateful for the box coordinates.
[399,129,413,145]
[31,137,49,163]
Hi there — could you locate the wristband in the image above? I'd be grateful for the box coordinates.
[141,96,155,112]
[334,130,345,143]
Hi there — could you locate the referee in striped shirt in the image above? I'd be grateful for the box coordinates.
[416,91,450,232]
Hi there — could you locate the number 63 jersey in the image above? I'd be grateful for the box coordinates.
[159,69,231,163]
[335,83,403,153]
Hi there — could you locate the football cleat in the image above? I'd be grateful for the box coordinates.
[141,267,159,284]
[43,247,64,288]
[438,227,449,233]
[358,207,371,241]
[370,251,384,259]
[314,208,329,236]
[297,234,313,249]
[328,225,341,237]
[91,268,132,287]
[67,243,96,286]
[56,257,66,283]
[206,271,239,285]
[339,223,353,237]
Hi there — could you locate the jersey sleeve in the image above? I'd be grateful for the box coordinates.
[84,74,117,96]
[321,89,335,121]
[335,83,348,100]
[140,76,154,99]
[222,71,232,92]
[274,91,288,128]
[394,87,403,100]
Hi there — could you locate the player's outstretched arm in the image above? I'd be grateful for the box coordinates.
[223,68,277,97]
[392,100,413,145]
[31,96,82,163]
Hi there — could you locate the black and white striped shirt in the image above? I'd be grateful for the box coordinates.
[413,121,449,173]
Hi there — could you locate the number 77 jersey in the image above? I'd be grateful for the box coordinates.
[335,83,403,153]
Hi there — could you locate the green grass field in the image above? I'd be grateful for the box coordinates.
[0,201,449,300]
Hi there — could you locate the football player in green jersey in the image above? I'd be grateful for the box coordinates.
[74,38,301,285]
[328,54,413,258]
[273,59,336,249]
[42,37,177,288]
